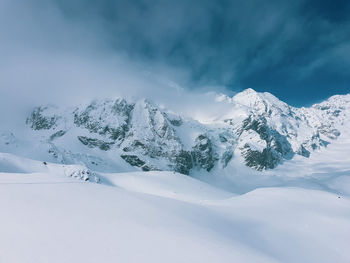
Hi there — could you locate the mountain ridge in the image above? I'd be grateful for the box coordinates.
[1,89,349,175]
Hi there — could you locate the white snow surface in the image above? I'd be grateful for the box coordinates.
[1,149,350,263]
[1,89,350,262]
[1,89,350,175]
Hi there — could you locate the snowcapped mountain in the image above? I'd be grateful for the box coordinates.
[218,89,350,170]
[2,88,350,263]
[2,88,350,175]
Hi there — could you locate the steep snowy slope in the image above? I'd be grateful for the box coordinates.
[1,164,350,263]
[1,109,350,263]
[217,89,350,170]
[1,89,349,175]
[194,125,350,195]
[0,152,100,182]
[1,88,349,263]
[267,127,350,195]
[100,171,233,203]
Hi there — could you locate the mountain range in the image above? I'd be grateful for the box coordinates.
[1,88,349,176]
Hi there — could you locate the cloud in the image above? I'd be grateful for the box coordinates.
[1,0,349,128]
[0,0,198,126]
[51,0,350,103]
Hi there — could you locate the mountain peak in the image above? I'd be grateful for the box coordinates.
[4,89,350,175]
[215,88,260,105]
[229,88,292,114]
[239,88,258,95]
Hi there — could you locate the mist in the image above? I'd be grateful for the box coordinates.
[1,0,349,128]
[53,0,350,105]
[0,0,210,127]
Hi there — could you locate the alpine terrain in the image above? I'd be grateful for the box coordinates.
[2,88,348,175]
[1,88,350,263]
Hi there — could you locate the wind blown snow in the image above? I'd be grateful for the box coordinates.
[0,146,350,262]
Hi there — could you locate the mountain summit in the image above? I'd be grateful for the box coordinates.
[2,89,350,174]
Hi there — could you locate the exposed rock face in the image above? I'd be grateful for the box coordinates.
[26,106,60,130]
[220,89,350,170]
[49,130,66,141]
[63,166,100,183]
[73,99,134,142]
[120,155,145,168]
[120,99,183,161]
[77,136,114,151]
[23,90,350,174]
[237,116,294,170]
[172,150,193,175]
[191,135,218,172]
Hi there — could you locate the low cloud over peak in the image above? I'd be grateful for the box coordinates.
[1,0,349,124]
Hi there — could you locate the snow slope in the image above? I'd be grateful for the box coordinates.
[193,126,350,195]
[1,168,350,263]
[3,89,349,175]
[1,89,350,262]
[1,151,350,263]
[268,128,350,195]
[100,171,233,203]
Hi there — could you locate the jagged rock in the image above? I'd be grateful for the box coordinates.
[64,167,100,183]
[73,99,134,142]
[297,145,310,158]
[49,130,66,141]
[221,150,233,168]
[238,116,294,170]
[120,154,145,167]
[164,112,183,127]
[23,90,350,174]
[120,154,156,171]
[173,150,193,175]
[241,145,281,170]
[119,99,184,169]
[317,124,341,139]
[191,135,218,172]
[26,107,59,130]
[77,136,114,151]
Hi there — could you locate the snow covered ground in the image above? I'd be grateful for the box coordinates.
[191,127,350,196]
[1,148,350,262]
[268,128,350,195]
[1,117,350,263]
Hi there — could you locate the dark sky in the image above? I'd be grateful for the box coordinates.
[52,0,350,106]
[1,0,349,109]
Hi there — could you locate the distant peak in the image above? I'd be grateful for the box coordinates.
[232,88,261,102]
[215,88,263,105]
[239,88,258,94]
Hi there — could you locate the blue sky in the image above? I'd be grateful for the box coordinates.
[0,0,349,109]
[54,0,350,106]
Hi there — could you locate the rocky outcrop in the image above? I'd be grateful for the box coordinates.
[237,116,294,170]
[77,136,114,151]
[191,135,218,172]
[26,106,60,130]
[24,90,350,174]
[73,99,134,142]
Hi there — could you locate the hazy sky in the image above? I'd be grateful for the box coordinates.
[0,0,349,117]
[54,0,350,106]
